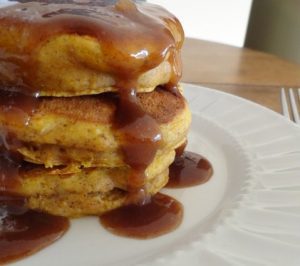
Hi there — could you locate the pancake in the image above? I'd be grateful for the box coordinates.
[28,189,128,218]
[6,152,171,217]
[13,149,175,197]
[27,169,169,217]
[0,0,189,229]
[18,138,186,168]
[0,0,184,96]
[0,88,191,167]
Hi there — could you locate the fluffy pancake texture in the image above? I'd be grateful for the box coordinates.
[18,139,186,169]
[0,1,189,219]
[0,87,190,217]
[27,169,169,217]
[26,181,167,218]
[0,33,173,96]
[15,149,175,197]
[9,153,171,217]
[0,1,184,96]
[0,88,191,167]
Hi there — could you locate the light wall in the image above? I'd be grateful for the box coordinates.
[148,0,253,47]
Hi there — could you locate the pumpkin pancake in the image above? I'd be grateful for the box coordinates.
[0,0,184,96]
[11,149,175,198]
[0,87,191,167]
[0,0,189,222]
[27,169,169,217]
[2,157,170,217]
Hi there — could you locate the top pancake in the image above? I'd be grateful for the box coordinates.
[0,0,184,96]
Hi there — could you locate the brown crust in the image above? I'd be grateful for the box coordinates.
[37,87,185,124]
[139,88,185,124]
[38,93,116,124]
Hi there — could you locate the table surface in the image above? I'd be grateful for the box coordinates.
[181,38,300,113]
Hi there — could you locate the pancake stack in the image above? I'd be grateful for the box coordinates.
[0,0,191,217]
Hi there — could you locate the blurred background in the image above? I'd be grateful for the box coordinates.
[148,0,300,64]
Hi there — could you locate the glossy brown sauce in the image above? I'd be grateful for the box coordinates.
[0,0,213,263]
[0,150,22,191]
[0,89,39,127]
[0,87,39,192]
[167,151,213,188]
[0,0,183,200]
[175,140,187,157]
[0,0,184,93]
[116,87,162,204]
[0,88,69,264]
[100,145,213,238]
[100,193,183,239]
[0,88,39,193]
[0,208,69,264]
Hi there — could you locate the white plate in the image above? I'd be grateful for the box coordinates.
[12,84,300,266]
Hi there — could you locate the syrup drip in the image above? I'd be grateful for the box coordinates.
[0,89,39,126]
[0,0,184,203]
[0,87,39,191]
[0,86,69,264]
[167,151,213,188]
[117,87,162,204]
[0,208,69,264]
[100,192,183,239]
[0,1,213,263]
[0,0,184,93]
